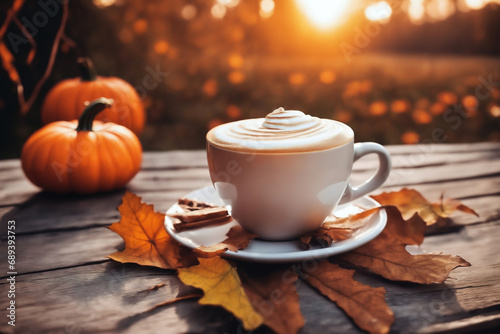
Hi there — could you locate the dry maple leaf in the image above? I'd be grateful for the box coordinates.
[195,225,258,258]
[383,206,427,245]
[371,188,478,226]
[177,257,263,330]
[301,208,381,249]
[302,206,427,249]
[305,261,394,334]
[108,192,196,269]
[339,228,471,284]
[239,263,304,334]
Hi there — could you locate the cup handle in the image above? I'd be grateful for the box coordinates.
[339,142,391,205]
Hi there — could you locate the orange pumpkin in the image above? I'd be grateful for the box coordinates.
[22,98,142,194]
[41,58,145,135]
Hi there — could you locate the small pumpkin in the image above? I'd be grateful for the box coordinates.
[41,58,145,135]
[22,98,142,194]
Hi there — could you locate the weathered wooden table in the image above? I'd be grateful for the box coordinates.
[1,142,500,333]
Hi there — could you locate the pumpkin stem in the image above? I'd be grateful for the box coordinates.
[78,57,98,81]
[76,98,114,131]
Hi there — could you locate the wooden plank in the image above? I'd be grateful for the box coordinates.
[141,150,207,169]
[0,188,211,235]
[384,142,500,155]
[1,221,499,334]
[378,175,500,200]
[2,157,498,210]
[0,207,14,219]
[0,180,496,237]
[1,145,499,207]
[0,262,201,334]
[0,191,124,235]
[353,148,500,171]
[349,157,500,189]
[0,227,119,276]
[0,145,499,333]
[0,177,39,207]
[139,144,500,171]
[0,159,22,170]
[3,142,498,180]
[1,173,497,236]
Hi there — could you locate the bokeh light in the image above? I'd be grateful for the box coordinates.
[412,109,433,124]
[401,131,420,144]
[365,1,392,23]
[465,0,488,10]
[289,72,306,85]
[153,40,169,54]
[462,95,479,117]
[430,102,447,115]
[208,118,224,130]
[391,99,411,114]
[489,105,500,117]
[202,79,218,97]
[217,0,240,8]
[295,0,351,30]
[228,71,245,84]
[228,54,244,69]
[181,5,197,20]
[226,104,242,119]
[260,0,275,19]
[426,0,455,21]
[133,20,147,34]
[319,70,336,84]
[211,4,227,19]
[437,91,458,105]
[93,0,115,8]
[335,110,352,123]
[369,101,388,116]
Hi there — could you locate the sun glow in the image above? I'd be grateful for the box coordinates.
[295,0,351,30]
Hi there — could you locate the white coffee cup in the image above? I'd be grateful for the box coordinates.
[206,108,391,240]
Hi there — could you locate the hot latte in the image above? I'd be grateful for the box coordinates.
[206,107,354,153]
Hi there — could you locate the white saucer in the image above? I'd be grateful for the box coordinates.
[164,186,387,263]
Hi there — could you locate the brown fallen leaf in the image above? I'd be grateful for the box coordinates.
[108,192,197,269]
[371,188,478,226]
[239,263,304,334]
[339,228,471,284]
[383,206,427,245]
[305,261,394,334]
[177,257,263,330]
[195,225,258,258]
[301,208,381,249]
[432,196,479,219]
[302,206,426,250]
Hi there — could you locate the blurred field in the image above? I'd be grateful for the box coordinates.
[140,53,500,150]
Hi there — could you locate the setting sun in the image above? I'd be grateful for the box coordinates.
[295,0,351,30]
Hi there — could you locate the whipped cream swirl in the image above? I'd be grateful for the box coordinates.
[207,107,354,153]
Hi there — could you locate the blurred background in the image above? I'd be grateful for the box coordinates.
[1,0,500,159]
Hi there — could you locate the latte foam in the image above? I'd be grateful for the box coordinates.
[207,107,354,153]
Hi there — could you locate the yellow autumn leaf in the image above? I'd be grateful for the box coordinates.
[177,257,263,330]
